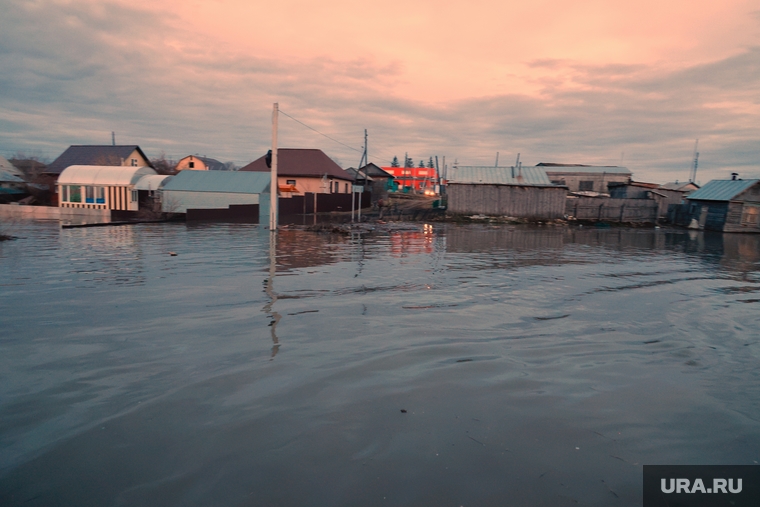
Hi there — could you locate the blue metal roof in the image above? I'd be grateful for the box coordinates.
[162,170,271,194]
[0,170,25,183]
[448,166,554,186]
[686,179,760,201]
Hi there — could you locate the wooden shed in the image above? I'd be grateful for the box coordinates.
[684,178,760,233]
[447,166,568,219]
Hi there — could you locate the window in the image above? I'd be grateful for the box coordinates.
[741,205,759,226]
[96,187,105,204]
[131,190,138,202]
[85,186,94,203]
[189,161,195,168]
[131,158,138,167]
[286,180,296,185]
[61,186,68,202]
[345,183,349,193]
[69,186,81,203]
[579,181,594,191]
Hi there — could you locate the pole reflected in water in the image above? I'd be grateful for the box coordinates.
[263,231,281,358]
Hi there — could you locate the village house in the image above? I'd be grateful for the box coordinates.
[538,163,632,194]
[447,165,567,219]
[46,145,153,177]
[239,149,353,196]
[345,163,395,203]
[175,155,228,172]
[683,176,760,233]
[382,165,438,193]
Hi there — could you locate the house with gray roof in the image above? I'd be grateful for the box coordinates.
[684,177,760,232]
[46,145,153,176]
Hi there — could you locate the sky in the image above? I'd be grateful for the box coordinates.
[1,0,759,183]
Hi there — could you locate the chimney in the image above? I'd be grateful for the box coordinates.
[731,173,738,180]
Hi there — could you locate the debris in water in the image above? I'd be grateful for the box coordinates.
[169,252,177,256]
[456,359,473,363]
[534,314,569,321]
[400,409,407,413]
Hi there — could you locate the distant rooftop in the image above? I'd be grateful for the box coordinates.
[47,145,152,175]
[162,170,271,194]
[537,163,631,175]
[448,166,556,186]
[240,148,352,181]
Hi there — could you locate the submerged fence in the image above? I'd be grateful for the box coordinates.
[566,198,658,223]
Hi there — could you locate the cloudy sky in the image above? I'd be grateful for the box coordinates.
[1,0,759,182]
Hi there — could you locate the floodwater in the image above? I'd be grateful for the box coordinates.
[1,221,759,507]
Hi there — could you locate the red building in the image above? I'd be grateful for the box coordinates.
[382,166,440,193]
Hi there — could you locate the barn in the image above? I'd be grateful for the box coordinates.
[447,166,567,219]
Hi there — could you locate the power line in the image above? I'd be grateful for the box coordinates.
[279,109,362,154]
[278,109,396,167]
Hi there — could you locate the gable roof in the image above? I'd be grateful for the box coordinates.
[345,168,374,182]
[47,145,153,175]
[162,170,271,194]
[0,170,26,183]
[661,181,700,191]
[239,149,352,181]
[537,163,632,175]
[448,166,555,186]
[359,163,394,178]
[0,156,25,178]
[686,179,760,201]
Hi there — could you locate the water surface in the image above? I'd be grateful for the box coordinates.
[1,221,759,506]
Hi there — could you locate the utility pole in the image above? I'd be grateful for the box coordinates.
[270,103,279,231]
[357,129,368,222]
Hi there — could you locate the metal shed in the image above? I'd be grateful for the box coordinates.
[447,166,568,219]
[160,170,271,223]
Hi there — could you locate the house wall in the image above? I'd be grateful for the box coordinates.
[724,202,760,233]
[545,171,630,193]
[448,184,567,219]
[175,157,208,171]
[277,176,351,195]
[684,200,729,231]
[566,197,659,222]
[161,190,261,213]
[125,149,149,167]
[58,184,139,211]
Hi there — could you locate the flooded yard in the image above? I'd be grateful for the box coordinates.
[1,221,759,506]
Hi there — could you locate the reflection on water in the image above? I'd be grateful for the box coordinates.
[0,222,759,507]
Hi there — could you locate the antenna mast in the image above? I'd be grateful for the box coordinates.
[689,139,699,183]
